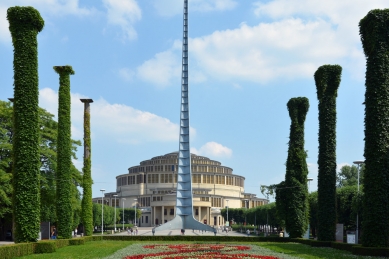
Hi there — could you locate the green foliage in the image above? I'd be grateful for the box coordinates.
[277,97,310,238]
[92,203,129,227]
[81,104,93,236]
[308,191,318,236]
[359,9,389,247]
[314,64,342,241]
[352,246,389,257]
[0,243,35,259]
[7,6,44,243]
[54,66,75,239]
[337,165,364,188]
[34,241,56,253]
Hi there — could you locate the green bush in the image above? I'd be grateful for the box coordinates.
[54,239,70,248]
[315,64,342,242]
[83,235,103,242]
[290,238,311,246]
[310,240,332,247]
[0,243,35,259]
[359,8,389,248]
[35,241,56,253]
[69,239,85,245]
[7,6,44,243]
[352,246,389,257]
[331,242,357,252]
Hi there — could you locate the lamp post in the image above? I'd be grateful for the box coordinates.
[353,160,364,244]
[134,199,138,226]
[122,198,126,231]
[266,193,269,236]
[113,194,118,232]
[100,189,105,235]
[226,199,229,226]
[244,199,248,231]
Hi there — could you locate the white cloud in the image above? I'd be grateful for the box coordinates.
[153,0,237,17]
[118,67,135,82]
[193,142,232,158]
[0,0,96,43]
[102,0,141,41]
[39,87,185,144]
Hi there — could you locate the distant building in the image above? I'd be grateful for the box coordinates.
[93,152,268,227]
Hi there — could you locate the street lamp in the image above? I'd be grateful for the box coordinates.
[113,194,118,232]
[266,193,269,235]
[134,199,138,226]
[100,189,105,235]
[353,160,364,244]
[226,199,229,226]
[122,198,126,231]
[244,199,248,231]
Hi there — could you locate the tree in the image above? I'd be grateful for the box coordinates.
[54,65,75,239]
[359,9,389,247]
[337,165,364,188]
[0,100,82,236]
[315,64,342,242]
[277,97,310,238]
[7,6,44,243]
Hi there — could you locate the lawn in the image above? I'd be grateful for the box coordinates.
[16,241,384,259]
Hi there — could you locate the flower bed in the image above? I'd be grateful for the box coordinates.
[104,243,300,259]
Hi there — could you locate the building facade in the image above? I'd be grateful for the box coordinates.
[93,152,268,227]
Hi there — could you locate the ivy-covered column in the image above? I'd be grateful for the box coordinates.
[7,6,44,243]
[54,66,75,239]
[280,97,310,238]
[314,65,342,241]
[359,9,389,248]
[80,98,93,236]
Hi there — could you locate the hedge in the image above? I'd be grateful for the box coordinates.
[0,243,35,259]
[81,99,93,236]
[277,97,310,238]
[7,6,44,243]
[314,65,342,242]
[54,65,75,239]
[359,9,389,248]
[34,241,56,254]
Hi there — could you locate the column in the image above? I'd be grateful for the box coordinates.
[162,205,165,223]
[198,206,201,222]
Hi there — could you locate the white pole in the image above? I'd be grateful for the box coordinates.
[100,189,105,235]
[226,199,229,225]
[134,199,137,226]
[113,194,118,232]
[122,198,126,231]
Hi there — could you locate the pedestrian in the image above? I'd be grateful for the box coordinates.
[127,228,130,235]
[74,228,78,237]
[52,227,57,239]
[246,229,250,237]
[181,228,185,235]
[130,228,133,235]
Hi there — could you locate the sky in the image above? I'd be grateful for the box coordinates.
[0,0,386,201]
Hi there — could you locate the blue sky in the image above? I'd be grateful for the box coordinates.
[0,0,386,200]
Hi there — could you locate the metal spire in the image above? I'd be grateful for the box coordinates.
[152,0,216,235]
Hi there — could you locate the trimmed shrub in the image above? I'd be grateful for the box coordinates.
[81,100,94,236]
[35,241,56,253]
[310,240,332,247]
[83,235,103,242]
[0,243,35,259]
[69,239,85,245]
[54,65,75,239]
[315,65,342,242]
[7,6,44,243]
[54,239,70,248]
[352,246,389,257]
[277,97,310,238]
[359,9,389,248]
[331,242,357,252]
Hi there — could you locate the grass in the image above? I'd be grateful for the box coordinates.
[14,241,384,259]
[18,241,131,259]
[260,242,382,259]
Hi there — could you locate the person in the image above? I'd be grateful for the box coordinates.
[130,228,133,235]
[181,228,185,235]
[52,227,57,239]
[74,228,78,237]
[246,229,250,237]
[127,227,130,235]
[135,226,138,235]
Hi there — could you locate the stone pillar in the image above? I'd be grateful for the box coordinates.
[162,206,165,223]
[198,206,201,222]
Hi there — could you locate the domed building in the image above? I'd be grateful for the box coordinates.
[94,152,268,227]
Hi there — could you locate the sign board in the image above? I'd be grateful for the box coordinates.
[347,231,356,244]
[225,221,229,226]
[336,224,343,242]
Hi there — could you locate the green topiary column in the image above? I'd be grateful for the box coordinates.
[281,97,310,238]
[314,64,342,241]
[359,9,389,247]
[80,99,93,236]
[7,6,44,243]
[54,65,75,239]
